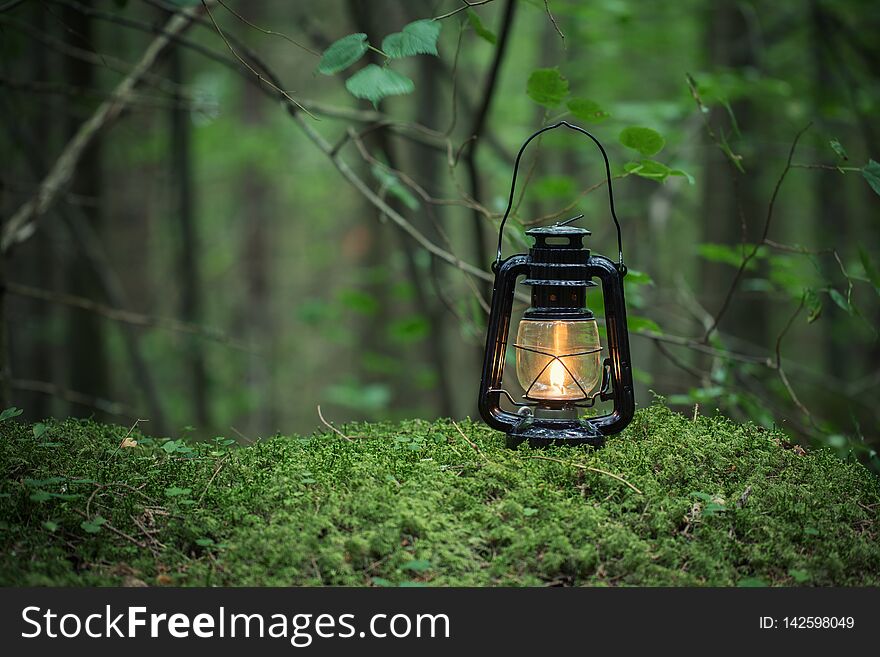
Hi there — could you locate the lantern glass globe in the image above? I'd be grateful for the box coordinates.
[515,318,602,402]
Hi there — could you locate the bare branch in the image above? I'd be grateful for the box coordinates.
[544,1,565,44]
[702,123,811,341]
[6,282,250,350]
[216,0,320,56]
[1,3,208,252]
[199,0,313,118]
[11,379,135,417]
[434,0,495,21]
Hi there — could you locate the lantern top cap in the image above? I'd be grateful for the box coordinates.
[525,225,591,237]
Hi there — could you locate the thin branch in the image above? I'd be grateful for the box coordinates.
[1,3,207,252]
[772,295,818,426]
[543,0,565,44]
[216,0,320,56]
[6,282,250,350]
[434,0,495,21]
[702,123,811,341]
[292,113,496,285]
[0,14,187,96]
[73,509,147,549]
[11,378,135,417]
[199,0,313,118]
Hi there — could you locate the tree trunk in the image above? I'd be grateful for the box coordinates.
[63,1,109,419]
[169,48,209,429]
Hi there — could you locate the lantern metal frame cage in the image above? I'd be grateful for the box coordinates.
[478,121,635,448]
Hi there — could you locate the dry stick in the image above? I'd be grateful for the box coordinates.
[198,455,229,505]
[7,281,250,350]
[530,454,643,495]
[450,419,484,458]
[316,405,355,442]
[1,3,207,252]
[73,509,147,549]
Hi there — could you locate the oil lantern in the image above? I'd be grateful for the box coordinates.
[478,121,635,448]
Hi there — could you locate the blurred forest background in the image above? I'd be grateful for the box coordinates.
[1,0,878,466]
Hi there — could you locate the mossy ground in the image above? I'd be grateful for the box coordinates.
[1,405,878,587]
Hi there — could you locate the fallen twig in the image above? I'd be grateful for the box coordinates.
[198,455,229,505]
[73,509,147,550]
[529,455,643,495]
[316,405,354,442]
[450,420,485,459]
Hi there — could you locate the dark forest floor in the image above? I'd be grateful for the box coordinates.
[1,405,878,586]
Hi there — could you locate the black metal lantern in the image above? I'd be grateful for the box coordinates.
[478,121,635,448]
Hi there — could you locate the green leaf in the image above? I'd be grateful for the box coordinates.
[628,315,662,334]
[669,168,695,184]
[80,516,106,534]
[522,507,538,517]
[862,159,880,196]
[29,490,53,503]
[382,20,442,58]
[829,138,848,161]
[619,126,665,156]
[526,68,569,107]
[370,164,420,210]
[401,559,432,572]
[338,289,379,315]
[804,288,822,324]
[827,288,853,315]
[317,33,369,75]
[345,64,414,106]
[32,422,47,439]
[42,520,59,532]
[389,315,430,343]
[24,477,65,487]
[697,243,756,269]
[625,269,654,286]
[0,407,23,422]
[788,568,811,584]
[624,159,670,182]
[467,10,496,44]
[164,486,192,498]
[532,175,575,200]
[566,98,609,123]
[195,538,215,547]
[859,248,880,296]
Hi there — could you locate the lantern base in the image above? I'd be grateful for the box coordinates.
[505,416,604,449]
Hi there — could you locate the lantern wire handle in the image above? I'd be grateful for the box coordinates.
[493,121,624,273]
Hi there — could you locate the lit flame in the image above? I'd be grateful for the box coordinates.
[549,359,567,396]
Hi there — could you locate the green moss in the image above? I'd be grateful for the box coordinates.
[1,405,878,586]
